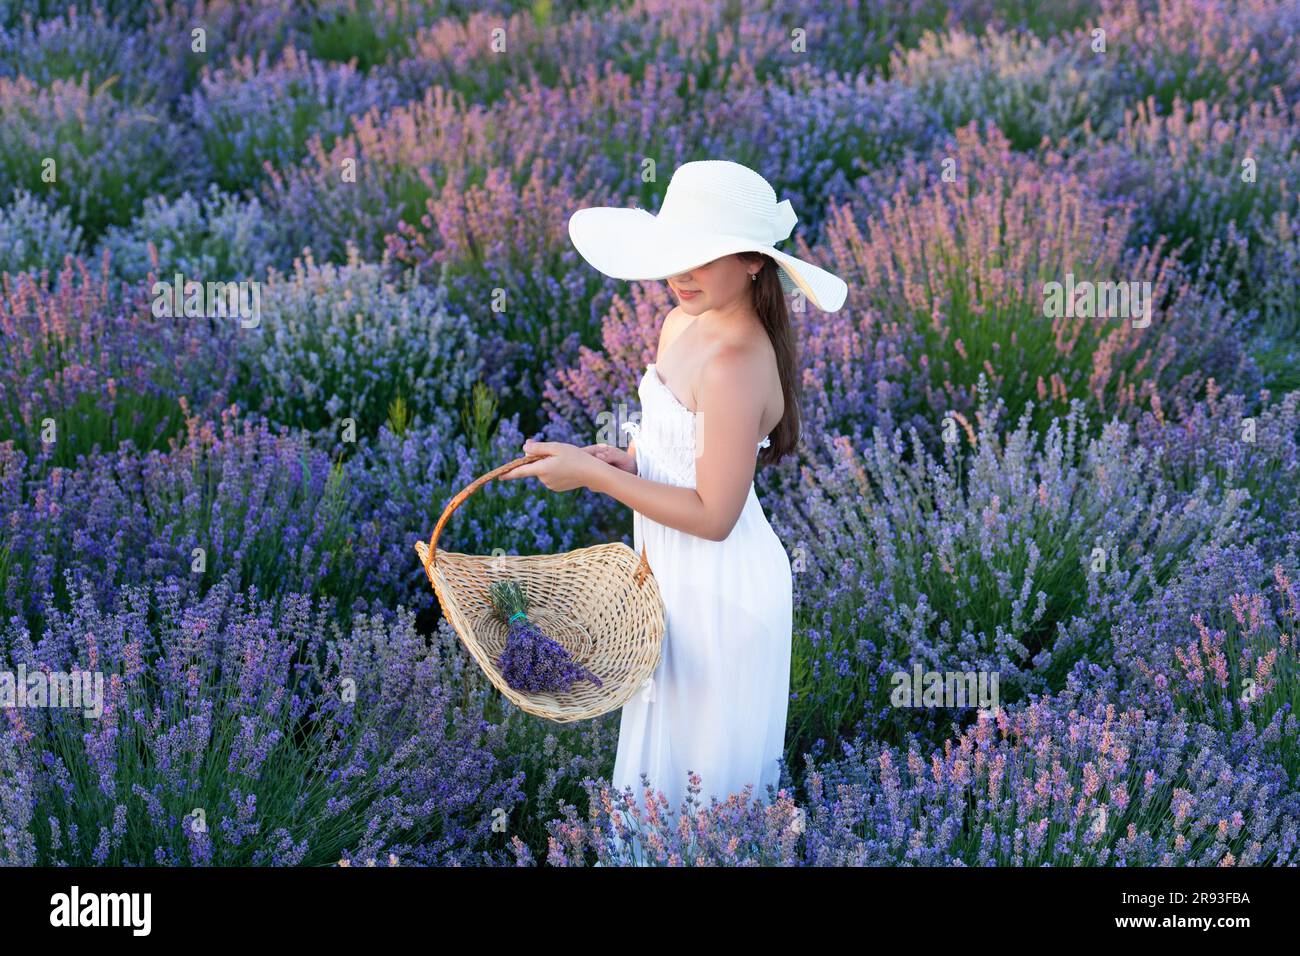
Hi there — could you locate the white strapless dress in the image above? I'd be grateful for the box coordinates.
[608,363,792,855]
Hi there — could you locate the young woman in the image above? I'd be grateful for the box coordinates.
[501,160,847,857]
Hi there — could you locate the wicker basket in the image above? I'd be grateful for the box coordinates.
[414,454,665,723]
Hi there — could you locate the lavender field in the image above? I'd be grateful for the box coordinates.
[1,0,1298,867]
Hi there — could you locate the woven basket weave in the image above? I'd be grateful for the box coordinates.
[414,454,665,723]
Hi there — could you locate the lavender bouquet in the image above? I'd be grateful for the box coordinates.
[488,579,604,694]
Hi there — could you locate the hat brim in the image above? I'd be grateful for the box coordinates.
[569,205,847,313]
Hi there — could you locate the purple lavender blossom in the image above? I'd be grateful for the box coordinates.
[489,579,603,694]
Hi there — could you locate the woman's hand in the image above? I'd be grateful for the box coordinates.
[500,439,602,492]
[581,442,636,475]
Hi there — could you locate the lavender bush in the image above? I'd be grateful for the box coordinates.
[301,0,447,69]
[145,0,312,85]
[0,576,525,865]
[386,0,953,108]
[0,407,355,623]
[700,67,946,231]
[541,771,804,867]
[1112,546,1299,777]
[771,385,1251,756]
[0,1,162,31]
[888,26,1114,151]
[243,246,482,438]
[0,256,240,467]
[1135,384,1300,560]
[816,122,1258,439]
[0,4,182,104]
[1095,93,1300,282]
[95,184,284,286]
[540,682,1298,865]
[1095,0,1300,113]
[386,162,605,406]
[791,683,1299,866]
[0,188,84,277]
[263,87,463,264]
[190,44,401,191]
[0,74,204,238]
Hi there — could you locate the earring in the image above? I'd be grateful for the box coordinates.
[750,273,757,281]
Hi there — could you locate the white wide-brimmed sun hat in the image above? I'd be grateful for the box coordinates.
[568,159,848,313]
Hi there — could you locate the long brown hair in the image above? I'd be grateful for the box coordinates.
[739,251,800,466]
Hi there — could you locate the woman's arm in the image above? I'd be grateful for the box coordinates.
[587,463,722,540]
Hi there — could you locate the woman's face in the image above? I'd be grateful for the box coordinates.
[667,254,755,315]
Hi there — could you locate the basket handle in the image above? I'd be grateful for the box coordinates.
[424,454,652,585]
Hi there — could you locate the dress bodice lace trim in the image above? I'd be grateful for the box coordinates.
[619,363,770,487]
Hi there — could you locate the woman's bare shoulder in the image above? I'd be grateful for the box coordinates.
[656,305,693,359]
